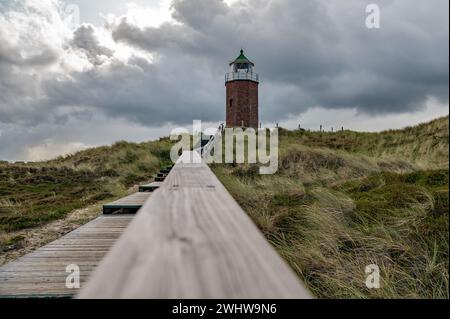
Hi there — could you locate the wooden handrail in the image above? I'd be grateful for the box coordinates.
[200,123,224,159]
[79,152,312,299]
[192,123,224,158]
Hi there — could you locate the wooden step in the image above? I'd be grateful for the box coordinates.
[139,182,163,192]
[103,192,151,215]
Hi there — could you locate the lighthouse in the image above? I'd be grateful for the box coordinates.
[225,50,259,129]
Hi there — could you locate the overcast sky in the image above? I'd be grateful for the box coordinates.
[0,0,448,161]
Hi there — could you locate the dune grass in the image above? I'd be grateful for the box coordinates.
[0,116,448,298]
[212,116,449,298]
[0,138,174,251]
[280,116,449,169]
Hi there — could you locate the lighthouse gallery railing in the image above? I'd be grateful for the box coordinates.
[225,72,259,83]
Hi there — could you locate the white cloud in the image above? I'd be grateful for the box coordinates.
[23,140,94,162]
[124,0,173,28]
[276,97,449,132]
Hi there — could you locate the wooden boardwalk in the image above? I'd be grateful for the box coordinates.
[0,149,311,299]
[80,152,312,299]
[0,215,133,298]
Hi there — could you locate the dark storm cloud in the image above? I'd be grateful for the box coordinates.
[0,0,448,160]
[42,55,222,126]
[111,19,194,53]
[3,0,449,126]
[170,0,228,29]
[106,0,448,120]
[71,24,114,65]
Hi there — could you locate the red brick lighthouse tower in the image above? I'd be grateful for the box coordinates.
[225,50,259,129]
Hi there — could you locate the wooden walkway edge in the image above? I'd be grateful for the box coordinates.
[79,152,312,299]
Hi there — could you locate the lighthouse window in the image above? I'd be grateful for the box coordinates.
[237,63,248,70]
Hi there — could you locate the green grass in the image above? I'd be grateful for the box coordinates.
[279,116,449,169]
[0,116,448,298]
[211,116,449,298]
[0,138,174,237]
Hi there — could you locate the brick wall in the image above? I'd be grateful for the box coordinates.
[226,80,259,129]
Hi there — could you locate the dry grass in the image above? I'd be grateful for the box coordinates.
[212,116,449,299]
[0,138,174,252]
[0,116,447,298]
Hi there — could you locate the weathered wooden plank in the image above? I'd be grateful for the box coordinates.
[38,247,114,251]
[0,269,98,277]
[0,284,80,293]
[37,245,116,250]
[22,253,109,258]
[61,234,124,238]
[103,194,151,206]
[1,261,100,268]
[0,275,92,284]
[79,152,312,299]
[0,215,133,298]
[0,271,89,277]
